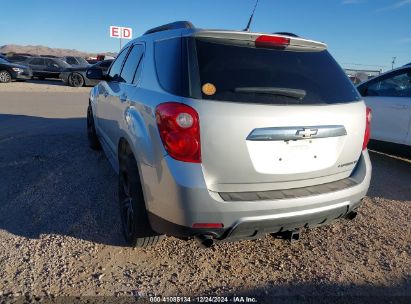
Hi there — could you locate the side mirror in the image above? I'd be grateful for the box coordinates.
[86,67,107,80]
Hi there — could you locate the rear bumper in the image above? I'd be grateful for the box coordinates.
[145,150,371,240]
[149,200,357,241]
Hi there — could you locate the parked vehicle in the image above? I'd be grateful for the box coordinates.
[96,54,115,61]
[86,21,372,248]
[60,59,113,87]
[21,57,70,80]
[357,66,411,146]
[61,56,90,67]
[0,57,32,83]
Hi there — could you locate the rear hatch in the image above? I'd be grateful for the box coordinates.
[185,31,365,192]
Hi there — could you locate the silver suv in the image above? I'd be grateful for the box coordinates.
[86,21,372,248]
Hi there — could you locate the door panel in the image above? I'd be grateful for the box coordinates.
[364,96,410,144]
[103,44,145,152]
[96,81,119,153]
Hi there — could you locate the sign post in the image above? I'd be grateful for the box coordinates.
[110,26,133,51]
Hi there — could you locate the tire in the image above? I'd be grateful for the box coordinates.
[118,147,164,247]
[0,70,12,83]
[69,72,85,87]
[87,105,102,150]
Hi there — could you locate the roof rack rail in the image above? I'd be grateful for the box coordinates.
[273,32,299,37]
[144,21,195,35]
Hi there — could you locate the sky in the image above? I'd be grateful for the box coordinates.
[0,0,410,71]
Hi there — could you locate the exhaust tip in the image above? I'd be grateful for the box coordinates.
[195,235,214,248]
[345,211,358,220]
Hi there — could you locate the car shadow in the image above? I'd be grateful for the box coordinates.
[368,151,411,201]
[25,79,67,86]
[0,114,125,246]
[369,140,411,160]
[0,114,409,246]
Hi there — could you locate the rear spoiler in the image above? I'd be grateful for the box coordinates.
[191,31,327,52]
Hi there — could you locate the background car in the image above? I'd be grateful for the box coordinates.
[21,56,71,80]
[61,56,90,67]
[96,54,115,61]
[60,59,113,87]
[0,57,32,83]
[357,66,411,147]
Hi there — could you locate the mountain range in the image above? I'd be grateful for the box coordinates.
[0,44,116,58]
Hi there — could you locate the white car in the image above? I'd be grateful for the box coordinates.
[357,66,411,146]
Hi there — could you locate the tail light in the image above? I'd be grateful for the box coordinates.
[192,223,224,228]
[155,102,201,163]
[362,107,372,150]
[255,35,290,49]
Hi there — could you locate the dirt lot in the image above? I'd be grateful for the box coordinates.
[0,83,410,303]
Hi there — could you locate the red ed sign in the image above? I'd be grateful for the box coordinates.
[110,26,133,39]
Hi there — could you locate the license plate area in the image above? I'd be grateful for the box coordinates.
[246,137,342,174]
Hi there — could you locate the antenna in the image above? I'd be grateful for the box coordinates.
[243,0,260,32]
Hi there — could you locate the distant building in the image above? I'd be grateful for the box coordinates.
[344,68,382,84]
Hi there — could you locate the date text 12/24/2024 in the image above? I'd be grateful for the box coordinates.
[149,296,258,303]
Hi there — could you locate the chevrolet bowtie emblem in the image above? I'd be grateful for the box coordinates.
[296,128,318,138]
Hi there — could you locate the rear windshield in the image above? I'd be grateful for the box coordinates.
[193,39,360,104]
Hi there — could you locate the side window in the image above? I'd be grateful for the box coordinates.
[30,58,44,65]
[120,44,144,84]
[368,70,411,97]
[65,57,78,65]
[154,37,182,95]
[108,47,130,81]
[46,59,58,67]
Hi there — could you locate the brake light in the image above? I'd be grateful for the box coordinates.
[362,107,372,150]
[255,35,290,49]
[155,102,201,163]
[192,223,224,228]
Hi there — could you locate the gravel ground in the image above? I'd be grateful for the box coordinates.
[0,88,410,303]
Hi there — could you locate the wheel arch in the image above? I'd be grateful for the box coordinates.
[117,137,153,211]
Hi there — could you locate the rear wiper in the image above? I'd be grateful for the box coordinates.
[234,87,306,100]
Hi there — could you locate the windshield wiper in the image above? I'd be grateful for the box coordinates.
[234,87,306,100]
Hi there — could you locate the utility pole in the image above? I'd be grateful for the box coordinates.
[391,57,396,70]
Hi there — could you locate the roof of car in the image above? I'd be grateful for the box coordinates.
[130,20,325,52]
